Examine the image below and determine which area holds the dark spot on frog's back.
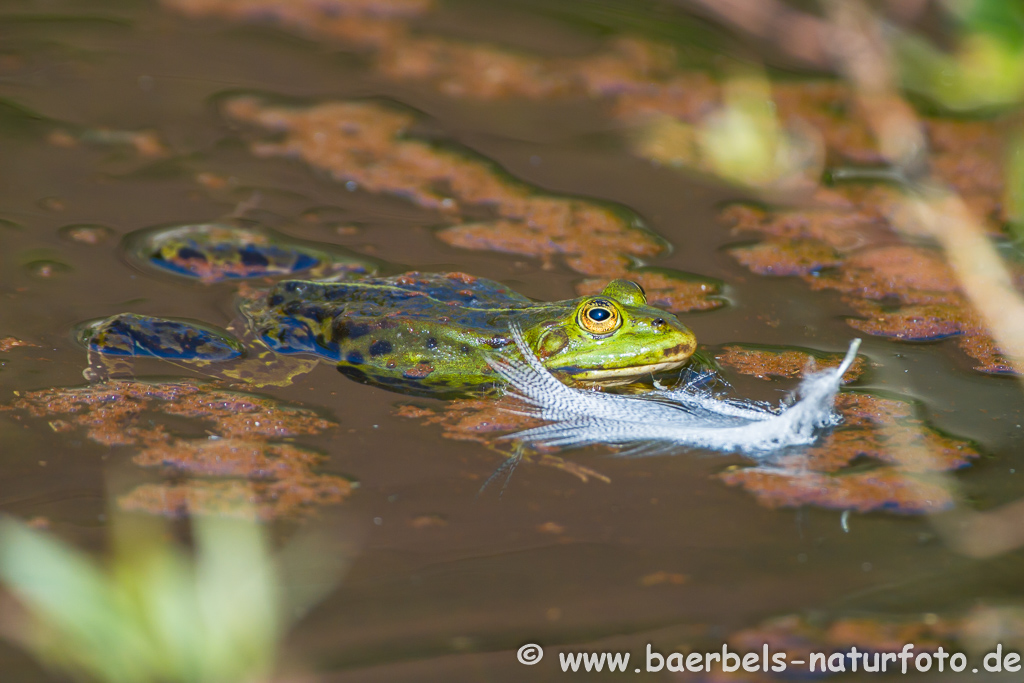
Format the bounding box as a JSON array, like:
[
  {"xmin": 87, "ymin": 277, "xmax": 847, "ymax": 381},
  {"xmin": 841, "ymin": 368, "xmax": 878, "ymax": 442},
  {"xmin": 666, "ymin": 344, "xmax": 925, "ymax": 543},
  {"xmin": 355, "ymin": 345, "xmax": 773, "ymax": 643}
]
[
  {"xmin": 238, "ymin": 245, "xmax": 270, "ymax": 267},
  {"xmin": 425, "ymin": 337, "xmax": 438, "ymax": 350},
  {"xmin": 485, "ymin": 335, "xmax": 511, "ymax": 348},
  {"xmin": 334, "ymin": 319, "xmax": 371, "ymax": 341},
  {"xmin": 369, "ymin": 339, "xmax": 393, "ymax": 357},
  {"xmin": 177, "ymin": 246, "xmax": 205, "ymax": 261},
  {"xmin": 346, "ymin": 351, "xmax": 364, "ymax": 365}
]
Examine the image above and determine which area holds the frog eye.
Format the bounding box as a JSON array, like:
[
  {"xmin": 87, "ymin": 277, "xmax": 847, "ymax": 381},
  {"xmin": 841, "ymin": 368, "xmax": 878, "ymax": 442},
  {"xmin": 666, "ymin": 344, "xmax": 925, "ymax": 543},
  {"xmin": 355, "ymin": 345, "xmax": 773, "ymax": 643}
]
[{"xmin": 578, "ymin": 299, "xmax": 622, "ymax": 335}]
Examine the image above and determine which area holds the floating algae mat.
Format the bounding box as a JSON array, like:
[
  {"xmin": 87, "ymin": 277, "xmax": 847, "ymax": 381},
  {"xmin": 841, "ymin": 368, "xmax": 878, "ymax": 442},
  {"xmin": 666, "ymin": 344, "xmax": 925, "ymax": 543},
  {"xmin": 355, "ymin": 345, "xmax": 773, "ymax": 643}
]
[{"xmin": 0, "ymin": 1, "xmax": 1023, "ymax": 681}]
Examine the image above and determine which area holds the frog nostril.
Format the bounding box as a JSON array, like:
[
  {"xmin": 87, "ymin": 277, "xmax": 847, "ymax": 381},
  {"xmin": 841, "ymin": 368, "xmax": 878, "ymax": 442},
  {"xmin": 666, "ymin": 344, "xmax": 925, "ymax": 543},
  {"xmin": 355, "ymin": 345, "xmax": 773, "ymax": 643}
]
[{"xmin": 652, "ymin": 318, "xmax": 666, "ymax": 327}]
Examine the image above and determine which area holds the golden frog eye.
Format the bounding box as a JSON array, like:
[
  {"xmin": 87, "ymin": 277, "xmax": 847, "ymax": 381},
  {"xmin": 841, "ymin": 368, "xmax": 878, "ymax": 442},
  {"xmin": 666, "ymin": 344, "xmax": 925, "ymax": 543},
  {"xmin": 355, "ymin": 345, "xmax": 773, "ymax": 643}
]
[{"xmin": 578, "ymin": 299, "xmax": 621, "ymax": 335}]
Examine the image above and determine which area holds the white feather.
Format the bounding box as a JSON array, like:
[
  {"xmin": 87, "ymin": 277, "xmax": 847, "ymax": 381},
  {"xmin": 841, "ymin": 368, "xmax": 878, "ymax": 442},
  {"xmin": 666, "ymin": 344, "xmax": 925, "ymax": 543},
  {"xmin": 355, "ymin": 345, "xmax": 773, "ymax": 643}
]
[{"xmin": 488, "ymin": 327, "xmax": 861, "ymax": 457}]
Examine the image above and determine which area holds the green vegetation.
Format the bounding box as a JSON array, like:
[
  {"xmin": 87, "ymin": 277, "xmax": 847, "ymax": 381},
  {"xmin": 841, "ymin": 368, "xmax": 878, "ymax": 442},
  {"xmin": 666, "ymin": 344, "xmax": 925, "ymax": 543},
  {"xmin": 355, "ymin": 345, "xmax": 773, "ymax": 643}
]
[{"xmin": 0, "ymin": 514, "xmax": 345, "ymax": 683}]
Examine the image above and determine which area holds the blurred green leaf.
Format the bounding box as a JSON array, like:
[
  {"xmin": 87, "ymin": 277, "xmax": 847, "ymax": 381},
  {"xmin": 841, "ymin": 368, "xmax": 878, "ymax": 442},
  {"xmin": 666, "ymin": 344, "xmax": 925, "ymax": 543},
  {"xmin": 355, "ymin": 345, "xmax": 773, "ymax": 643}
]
[
  {"xmin": 1006, "ymin": 131, "xmax": 1024, "ymax": 242},
  {"xmin": 0, "ymin": 510, "xmax": 337, "ymax": 683},
  {"xmin": 897, "ymin": 1, "xmax": 1024, "ymax": 110}
]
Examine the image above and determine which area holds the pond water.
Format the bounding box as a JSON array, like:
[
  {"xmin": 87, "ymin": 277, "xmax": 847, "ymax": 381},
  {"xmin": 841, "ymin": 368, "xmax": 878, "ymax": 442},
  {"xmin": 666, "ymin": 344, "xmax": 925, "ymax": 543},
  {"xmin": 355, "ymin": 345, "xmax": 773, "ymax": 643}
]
[{"xmin": 2, "ymin": 1, "xmax": 1024, "ymax": 681}]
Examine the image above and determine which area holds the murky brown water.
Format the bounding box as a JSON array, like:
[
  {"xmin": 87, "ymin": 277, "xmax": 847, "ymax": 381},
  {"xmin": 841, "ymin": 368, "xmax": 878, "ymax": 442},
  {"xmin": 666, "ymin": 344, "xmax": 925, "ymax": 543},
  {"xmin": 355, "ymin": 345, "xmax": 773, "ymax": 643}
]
[{"xmin": 3, "ymin": 1, "xmax": 1024, "ymax": 681}]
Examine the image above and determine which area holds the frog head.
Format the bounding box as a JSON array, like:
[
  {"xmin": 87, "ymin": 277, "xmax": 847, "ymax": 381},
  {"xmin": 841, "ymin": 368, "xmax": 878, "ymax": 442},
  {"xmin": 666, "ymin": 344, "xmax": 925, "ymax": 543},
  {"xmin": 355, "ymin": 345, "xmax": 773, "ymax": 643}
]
[{"xmin": 521, "ymin": 279, "xmax": 697, "ymax": 383}]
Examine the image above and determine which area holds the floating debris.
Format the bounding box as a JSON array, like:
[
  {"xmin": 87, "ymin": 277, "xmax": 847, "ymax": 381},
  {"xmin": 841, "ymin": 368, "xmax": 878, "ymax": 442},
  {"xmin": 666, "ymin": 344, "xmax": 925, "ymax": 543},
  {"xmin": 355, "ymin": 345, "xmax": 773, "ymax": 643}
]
[
  {"xmin": 58, "ymin": 223, "xmax": 115, "ymax": 246},
  {"xmin": 0, "ymin": 337, "xmax": 37, "ymax": 352},
  {"xmin": 490, "ymin": 326, "xmax": 860, "ymax": 457},
  {"xmin": 49, "ymin": 127, "xmax": 170, "ymax": 157},
  {"xmin": 23, "ymin": 259, "xmax": 72, "ymax": 278}
]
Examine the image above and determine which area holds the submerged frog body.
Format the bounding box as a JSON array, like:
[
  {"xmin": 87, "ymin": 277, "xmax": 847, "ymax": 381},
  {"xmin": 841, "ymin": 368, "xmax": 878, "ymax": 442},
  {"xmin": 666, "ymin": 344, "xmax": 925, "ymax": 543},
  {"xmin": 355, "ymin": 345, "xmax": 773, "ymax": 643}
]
[
  {"xmin": 85, "ymin": 271, "xmax": 697, "ymax": 397},
  {"xmin": 84, "ymin": 314, "xmax": 244, "ymax": 360},
  {"xmin": 123, "ymin": 222, "xmax": 375, "ymax": 283},
  {"xmin": 243, "ymin": 272, "xmax": 697, "ymax": 396}
]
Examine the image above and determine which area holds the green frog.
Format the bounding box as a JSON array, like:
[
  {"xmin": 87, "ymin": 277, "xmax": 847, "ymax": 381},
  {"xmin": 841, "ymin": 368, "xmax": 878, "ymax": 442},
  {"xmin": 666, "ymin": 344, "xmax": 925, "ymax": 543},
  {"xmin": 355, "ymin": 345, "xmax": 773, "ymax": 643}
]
[{"xmin": 83, "ymin": 224, "xmax": 697, "ymax": 397}]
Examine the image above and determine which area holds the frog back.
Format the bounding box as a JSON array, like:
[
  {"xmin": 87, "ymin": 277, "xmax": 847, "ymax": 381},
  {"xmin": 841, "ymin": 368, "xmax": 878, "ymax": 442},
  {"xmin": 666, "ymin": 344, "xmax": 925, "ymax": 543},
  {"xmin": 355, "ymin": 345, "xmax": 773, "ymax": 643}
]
[{"xmin": 245, "ymin": 272, "xmax": 548, "ymax": 396}]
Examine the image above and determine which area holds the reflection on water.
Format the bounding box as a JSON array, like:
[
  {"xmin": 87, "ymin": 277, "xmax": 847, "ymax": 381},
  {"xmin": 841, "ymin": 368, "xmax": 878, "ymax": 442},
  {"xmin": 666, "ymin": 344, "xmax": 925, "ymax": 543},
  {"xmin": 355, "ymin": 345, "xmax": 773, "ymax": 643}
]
[{"xmin": 0, "ymin": 0, "xmax": 1023, "ymax": 681}]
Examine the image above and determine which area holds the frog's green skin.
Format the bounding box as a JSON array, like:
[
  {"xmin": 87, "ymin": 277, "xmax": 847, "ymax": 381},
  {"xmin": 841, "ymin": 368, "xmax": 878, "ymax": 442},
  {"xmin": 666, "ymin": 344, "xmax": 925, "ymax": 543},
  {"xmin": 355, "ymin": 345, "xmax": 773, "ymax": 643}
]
[{"xmin": 242, "ymin": 272, "xmax": 697, "ymax": 397}]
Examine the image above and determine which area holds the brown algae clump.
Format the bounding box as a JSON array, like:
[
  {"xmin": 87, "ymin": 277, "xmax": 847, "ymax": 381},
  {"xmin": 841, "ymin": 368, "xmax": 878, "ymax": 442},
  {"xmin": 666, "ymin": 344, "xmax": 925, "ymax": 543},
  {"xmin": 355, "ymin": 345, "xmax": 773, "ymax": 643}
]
[
  {"xmin": 727, "ymin": 239, "xmax": 845, "ymax": 277},
  {"xmin": 395, "ymin": 396, "xmax": 544, "ymax": 445},
  {"xmin": 714, "ymin": 355, "xmax": 978, "ymax": 514},
  {"xmin": 119, "ymin": 479, "xmax": 351, "ymax": 520},
  {"xmin": 164, "ymin": 0, "xmax": 431, "ymax": 50},
  {"xmin": 717, "ymin": 386, "xmax": 979, "ymax": 514},
  {"xmin": 3, "ymin": 381, "xmax": 347, "ymax": 519},
  {"xmin": 394, "ymin": 399, "xmax": 610, "ymax": 483},
  {"xmin": 719, "ymin": 186, "xmax": 903, "ymax": 251},
  {"xmin": 716, "ymin": 344, "xmax": 866, "ymax": 383},
  {"xmin": 222, "ymin": 98, "xmax": 526, "ymax": 214},
  {"xmin": 722, "ymin": 192, "xmax": 1021, "ymax": 374},
  {"xmin": 726, "ymin": 612, "xmax": 963, "ymax": 670},
  {"xmin": 167, "ymin": 0, "xmax": 677, "ymax": 100},
  {"xmin": 718, "ymin": 467, "xmax": 956, "ymax": 514},
  {"xmin": 123, "ymin": 440, "xmax": 352, "ymax": 519},
  {"xmin": 722, "ymin": 606, "xmax": 1024, "ymax": 675},
  {"xmin": 377, "ymin": 35, "xmax": 676, "ymax": 100},
  {"xmin": 5, "ymin": 381, "xmax": 204, "ymax": 446}
]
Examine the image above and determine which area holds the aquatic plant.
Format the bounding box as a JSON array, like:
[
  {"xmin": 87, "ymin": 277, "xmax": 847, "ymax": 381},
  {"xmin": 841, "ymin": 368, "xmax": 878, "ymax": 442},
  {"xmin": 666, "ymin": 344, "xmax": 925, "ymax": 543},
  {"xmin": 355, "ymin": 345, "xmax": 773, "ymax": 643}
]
[
  {"xmin": 490, "ymin": 326, "xmax": 860, "ymax": 457},
  {"xmin": 0, "ymin": 513, "xmax": 348, "ymax": 683}
]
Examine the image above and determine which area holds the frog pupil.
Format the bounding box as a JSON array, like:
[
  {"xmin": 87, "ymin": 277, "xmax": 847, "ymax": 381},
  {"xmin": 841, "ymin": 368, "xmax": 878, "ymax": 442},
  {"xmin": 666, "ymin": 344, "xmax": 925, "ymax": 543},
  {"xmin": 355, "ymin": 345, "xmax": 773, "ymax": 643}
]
[{"xmin": 588, "ymin": 308, "xmax": 611, "ymax": 322}]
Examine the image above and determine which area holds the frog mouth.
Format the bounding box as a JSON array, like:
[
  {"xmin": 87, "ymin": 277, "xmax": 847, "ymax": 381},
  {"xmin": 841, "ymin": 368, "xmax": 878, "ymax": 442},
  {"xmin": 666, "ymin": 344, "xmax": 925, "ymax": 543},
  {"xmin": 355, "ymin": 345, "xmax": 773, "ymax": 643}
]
[
  {"xmin": 572, "ymin": 358, "xmax": 691, "ymax": 382},
  {"xmin": 548, "ymin": 338, "xmax": 696, "ymax": 383}
]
